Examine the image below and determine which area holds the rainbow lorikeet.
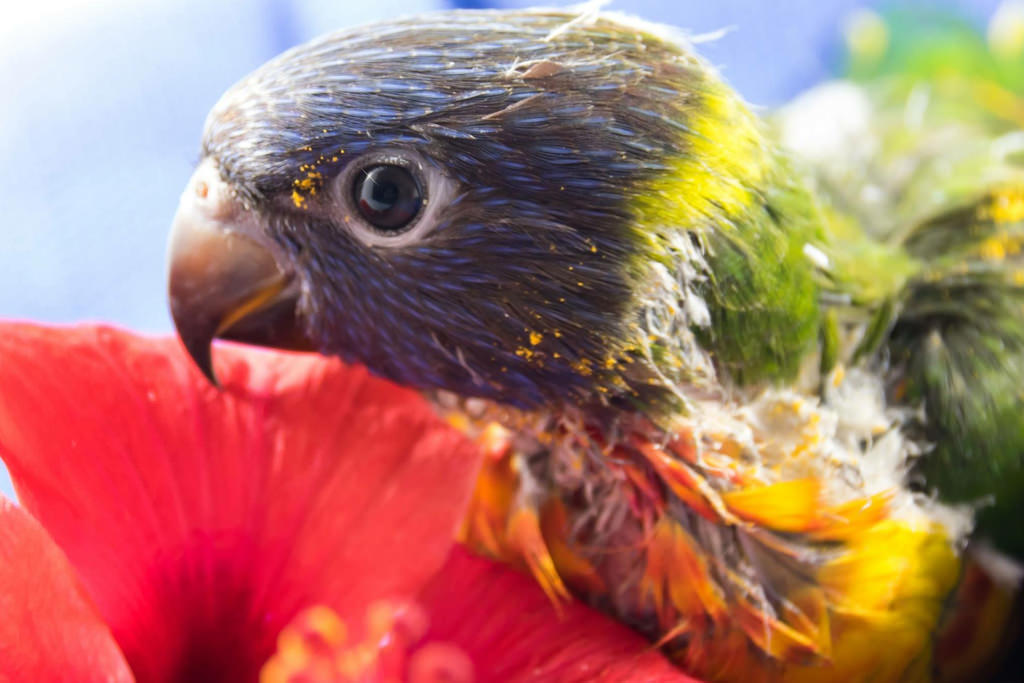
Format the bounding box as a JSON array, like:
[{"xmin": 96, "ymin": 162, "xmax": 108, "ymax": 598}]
[{"xmin": 166, "ymin": 6, "xmax": 1023, "ymax": 680}]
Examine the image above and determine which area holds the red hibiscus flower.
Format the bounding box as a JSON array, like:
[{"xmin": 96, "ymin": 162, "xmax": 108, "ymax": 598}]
[{"xmin": 0, "ymin": 323, "xmax": 695, "ymax": 683}]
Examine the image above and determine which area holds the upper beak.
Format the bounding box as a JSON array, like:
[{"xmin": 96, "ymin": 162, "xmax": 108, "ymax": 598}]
[{"xmin": 167, "ymin": 159, "xmax": 313, "ymax": 385}]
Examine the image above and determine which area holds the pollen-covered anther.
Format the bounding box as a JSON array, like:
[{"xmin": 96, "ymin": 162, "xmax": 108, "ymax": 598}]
[{"xmin": 260, "ymin": 601, "xmax": 475, "ymax": 683}]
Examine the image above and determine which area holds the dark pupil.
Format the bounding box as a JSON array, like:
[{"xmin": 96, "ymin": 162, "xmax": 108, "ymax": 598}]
[{"xmin": 353, "ymin": 165, "xmax": 422, "ymax": 231}]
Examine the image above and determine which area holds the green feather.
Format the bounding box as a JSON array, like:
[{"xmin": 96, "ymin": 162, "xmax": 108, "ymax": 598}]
[{"xmin": 778, "ymin": 3, "xmax": 1024, "ymax": 555}]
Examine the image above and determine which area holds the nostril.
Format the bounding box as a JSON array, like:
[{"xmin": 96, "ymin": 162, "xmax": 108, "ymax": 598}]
[{"xmin": 195, "ymin": 180, "xmax": 209, "ymax": 200}]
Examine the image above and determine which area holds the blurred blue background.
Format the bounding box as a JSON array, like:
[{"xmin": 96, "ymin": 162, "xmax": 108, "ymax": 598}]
[{"xmin": 0, "ymin": 0, "xmax": 1005, "ymax": 498}]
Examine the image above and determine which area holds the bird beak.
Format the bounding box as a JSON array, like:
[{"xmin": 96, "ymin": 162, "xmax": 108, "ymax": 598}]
[{"xmin": 167, "ymin": 159, "xmax": 313, "ymax": 385}]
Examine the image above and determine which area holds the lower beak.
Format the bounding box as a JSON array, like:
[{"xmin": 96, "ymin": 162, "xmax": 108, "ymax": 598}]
[{"xmin": 167, "ymin": 160, "xmax": 313, "ymax": 385}]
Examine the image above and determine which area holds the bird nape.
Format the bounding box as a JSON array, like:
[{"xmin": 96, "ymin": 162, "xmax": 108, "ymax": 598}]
[{"xmin": 167, "ymin": 7, "xmax": 1024, "ymax": 682}]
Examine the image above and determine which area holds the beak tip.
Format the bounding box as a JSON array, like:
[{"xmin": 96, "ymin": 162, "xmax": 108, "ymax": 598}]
[
  {"xmin": 193, "ymin": 347, "xmax": 222, "ymax": 389},
  {"xmin": 171, "ymin": 311, "xmax": 222, "ymax": 388}
]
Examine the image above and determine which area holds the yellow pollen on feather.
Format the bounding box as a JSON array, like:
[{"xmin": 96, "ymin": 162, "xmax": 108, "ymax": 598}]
[
  {"xmin": 981, "ymin": 233, "xmax": 1022, "ymax": 262},
  {"xmin": 291, "ymin": 170, "xmax": 325, "ymax": 208},
  {"xmin": 295, "ymin": 171, "xmax": 323, "ymax": 192},
  {"xmin": 981, "ymin": 187, "xmax": 1024, "ymax": 224},
  {"xmin": 979, "ymin": 236, "xmax": 1008, "ymax": 261},
  {"xmin": 515, "ymin": 346, "xmax": 535, "ymax": 360},
  {"xmin": 573, "ymin": 358, "xmax": 594, "ymax": 376},
  {"xmin": 529, "ymin": 331, "xmax": 543, "ymax": 346}
]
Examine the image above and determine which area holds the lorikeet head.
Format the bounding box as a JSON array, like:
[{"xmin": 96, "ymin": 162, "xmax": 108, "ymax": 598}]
[{"xmin": 169, "ymin": 9, "xmax": 821, "ymax": 409}]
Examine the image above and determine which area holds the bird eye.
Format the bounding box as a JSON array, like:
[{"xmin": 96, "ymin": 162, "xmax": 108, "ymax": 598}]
[
  {"xmin": 331, "ymin": 150, "xmax": 453, "ymax": 247},
  {"xmin": 352, "ymin": 164, "xmax": 422, "ymax": 232}
]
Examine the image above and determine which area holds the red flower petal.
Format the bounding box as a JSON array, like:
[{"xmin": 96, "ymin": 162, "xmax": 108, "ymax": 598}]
[
  {"xmin": 418, "ymin": 547, "xmax": 700, "ymax": 682},
  {"xmin": 0, "ymin": 324, "xmax": 482, "ymax": 683},
  {"xmin": 0, "ymin": 496, "xmax": 133, "ymax": 683}
]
